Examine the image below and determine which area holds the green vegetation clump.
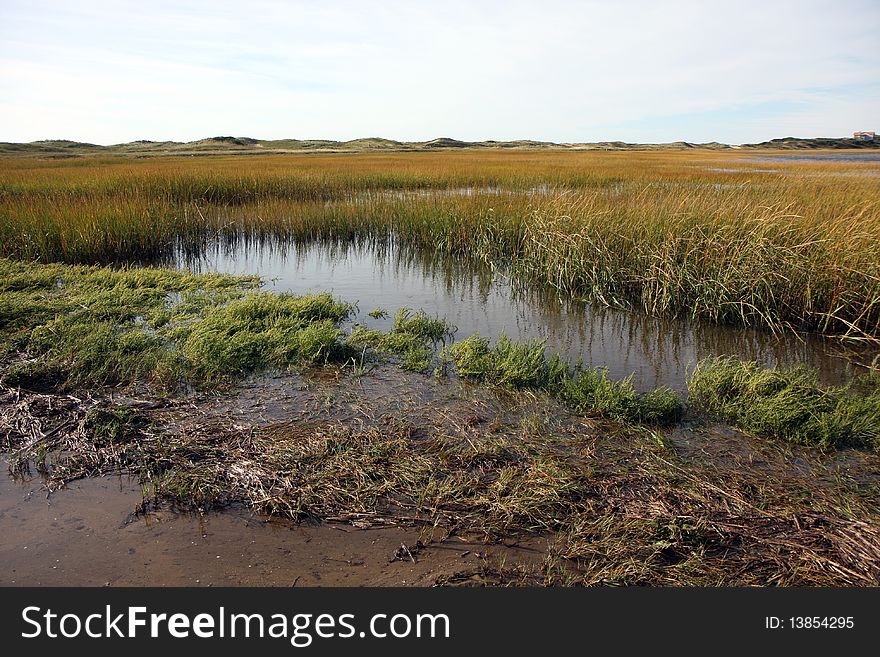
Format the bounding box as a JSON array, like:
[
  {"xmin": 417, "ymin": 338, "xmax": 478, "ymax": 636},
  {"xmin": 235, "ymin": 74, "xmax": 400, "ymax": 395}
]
[
  {"xmin": 0, "ymin": 258, "xmax": 352, "ymax": 388},
  {"xmin": 447, "ymin": 334, "xmax": 566, "ymax": 388},
  {"xmin": 688, "ymin": 356, "xmax": 880, "ymax": 451},
  {"xmin": 391, "ymin": 308, "xmax": 452, "ymax": 341},
  {"xmin": 179, "ymin": 293, "xmax": 353, "ymax": 381},
  {"xmin": 448, "ymin": 333, "xmax": 683, "ymax": 425},
  {"xmin": 347, "ymin": 307, "xmax": 454, "ymax": 371},
  {"xmin": 560, "ymin": 368, "xmax": 682, "ymax": 425}
]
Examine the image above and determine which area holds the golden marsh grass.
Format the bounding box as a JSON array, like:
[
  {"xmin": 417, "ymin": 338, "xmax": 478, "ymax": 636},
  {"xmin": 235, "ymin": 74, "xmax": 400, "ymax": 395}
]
[{"xmin": 1, "ymin": 150, "xmax": 878, "ymax": 339}]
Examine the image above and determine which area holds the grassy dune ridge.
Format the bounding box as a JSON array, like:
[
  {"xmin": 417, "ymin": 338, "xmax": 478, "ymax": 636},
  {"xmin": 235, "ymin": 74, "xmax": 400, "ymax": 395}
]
[{"xmin": 1, "ymin": 151, "xmax": 879, "ymax": 339}]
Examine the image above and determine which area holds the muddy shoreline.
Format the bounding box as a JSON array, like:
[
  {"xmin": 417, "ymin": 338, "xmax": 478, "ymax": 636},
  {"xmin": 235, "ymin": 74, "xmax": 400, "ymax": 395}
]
[
  {"xmin": 1, "ymin": 467, "xmax": 543, "ymax": 587},
  {"xmin": 3, "ymin": 363, "xmax": 880, "ymax": 587}
]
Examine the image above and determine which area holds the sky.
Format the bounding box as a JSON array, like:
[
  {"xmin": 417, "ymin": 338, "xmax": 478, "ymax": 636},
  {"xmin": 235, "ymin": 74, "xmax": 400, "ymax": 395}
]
[{"xmin": 1, "ymin": 0, "xmax": 878, "ymax": 145}]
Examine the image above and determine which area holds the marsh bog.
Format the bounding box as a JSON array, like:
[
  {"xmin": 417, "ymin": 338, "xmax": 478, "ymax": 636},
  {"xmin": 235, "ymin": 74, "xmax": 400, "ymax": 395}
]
[
  {"xmin": 2, "ymin": 150, "xmax": 880, "ymax": 586},
  {"xmin": 173, "ymin": 237, "xmax": 865, "ymax": 392}
]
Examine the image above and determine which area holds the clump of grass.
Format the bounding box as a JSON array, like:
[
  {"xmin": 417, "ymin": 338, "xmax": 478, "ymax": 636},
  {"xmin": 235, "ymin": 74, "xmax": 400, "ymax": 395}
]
[
  {"xmin": 688, "ymin": 356, "xmax": 880, "ymax": 451},
  {"xmin": 392, "ymin": 308, "xmax": 453, "ymax": 341},
  {"xmin": 560, "ymin": 368, "xmax": 682, "ymax": 425},
  {"xmin": 28, "ymin": 316, "xmax": 177, "ymax": 388},
  {"xmin": 0, "ymin": 258, "xmax": 354, "ymax": 389},
  {"xmin": 448, "ymin": 333, "xmax": 682, "ymax": 425},
  {"xmin": 179, "ymin": 292, "xmax": 353, "ymax": 381},
  {"xmin": 635, "ymin": 387, "xmax": 688, "ymax": 425},
  {"xmin": 448, "ymin": 334, "xmax": 566, "ymax": 388},
  {"xmin": 347, "ymin": 307, "xmax": 454, "ymax": 371}
]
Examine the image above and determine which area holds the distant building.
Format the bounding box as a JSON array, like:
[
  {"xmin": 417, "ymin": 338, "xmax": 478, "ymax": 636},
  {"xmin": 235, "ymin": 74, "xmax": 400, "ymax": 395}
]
[{"xmin": 853, "ymin": 131, "xmax": 876, "ymax": 141}]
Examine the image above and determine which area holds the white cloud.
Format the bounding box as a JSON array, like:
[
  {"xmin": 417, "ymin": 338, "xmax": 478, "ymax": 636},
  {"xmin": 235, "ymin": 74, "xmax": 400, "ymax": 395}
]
[{"xmin": 1, "ymin": 0, "xmax": 878, "ymax": 143}]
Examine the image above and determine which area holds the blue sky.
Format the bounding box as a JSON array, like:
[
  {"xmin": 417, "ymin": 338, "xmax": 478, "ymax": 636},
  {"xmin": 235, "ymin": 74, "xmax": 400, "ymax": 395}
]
[{"xmin": 1, "ymin": 0, "xmax": 878, "ymax": 144}]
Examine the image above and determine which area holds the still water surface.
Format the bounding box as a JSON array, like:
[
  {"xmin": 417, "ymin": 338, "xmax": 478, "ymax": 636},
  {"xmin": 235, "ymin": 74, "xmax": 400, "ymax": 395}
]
[
  {"xmin": 175, "ymin": 238, "xmax": 864, "ymax": 392},
  {"xmin": 745, "ymin": 153, "xmax": 880, "ymax": 163}
]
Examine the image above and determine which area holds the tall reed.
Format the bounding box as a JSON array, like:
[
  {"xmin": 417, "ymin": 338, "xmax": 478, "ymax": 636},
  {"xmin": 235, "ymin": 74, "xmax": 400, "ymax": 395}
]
[{"xmin": 1, "ymin": 151, "xmax": 878, "ymax": 339}]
